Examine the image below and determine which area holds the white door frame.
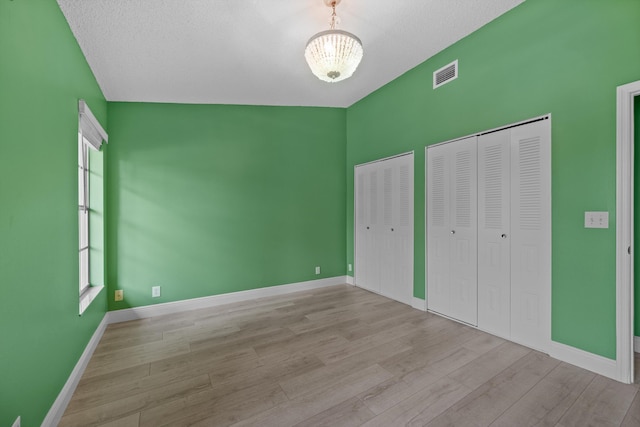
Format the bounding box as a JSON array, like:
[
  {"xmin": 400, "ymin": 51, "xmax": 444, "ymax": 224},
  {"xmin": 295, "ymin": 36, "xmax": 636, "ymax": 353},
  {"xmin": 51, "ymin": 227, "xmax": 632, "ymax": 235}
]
[{"xmin": 616, "ymin": 80, "xmax": 640, "ymax": 384}]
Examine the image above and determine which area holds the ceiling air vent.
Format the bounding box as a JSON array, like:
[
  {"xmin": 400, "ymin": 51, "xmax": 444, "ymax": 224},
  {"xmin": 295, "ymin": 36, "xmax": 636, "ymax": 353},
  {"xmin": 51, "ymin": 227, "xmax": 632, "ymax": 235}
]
[{"xmin": 433, "ymin": 60, "xmax": 458, "ymax": 89}]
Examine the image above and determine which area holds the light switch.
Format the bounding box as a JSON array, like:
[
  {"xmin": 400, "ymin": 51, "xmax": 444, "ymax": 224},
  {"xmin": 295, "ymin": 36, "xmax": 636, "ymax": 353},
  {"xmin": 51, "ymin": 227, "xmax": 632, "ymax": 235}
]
[{"xmin": 584, "ymin": 211, "xmax": 608, "ymax": 229}]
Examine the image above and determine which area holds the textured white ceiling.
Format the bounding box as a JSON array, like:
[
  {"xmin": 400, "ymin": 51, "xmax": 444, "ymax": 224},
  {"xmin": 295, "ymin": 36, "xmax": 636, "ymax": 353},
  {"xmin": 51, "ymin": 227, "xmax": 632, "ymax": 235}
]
[{"xmin": 57, "ymin": 0, "xmax": 525, "ymax": 108}]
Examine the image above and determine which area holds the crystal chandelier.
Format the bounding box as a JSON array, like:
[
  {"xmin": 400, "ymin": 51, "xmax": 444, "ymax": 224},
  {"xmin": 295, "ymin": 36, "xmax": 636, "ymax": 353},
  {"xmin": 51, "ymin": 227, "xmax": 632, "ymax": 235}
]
[{"xmin": 304, "ymin": 0, "xmax": 363, "ymax": 83}]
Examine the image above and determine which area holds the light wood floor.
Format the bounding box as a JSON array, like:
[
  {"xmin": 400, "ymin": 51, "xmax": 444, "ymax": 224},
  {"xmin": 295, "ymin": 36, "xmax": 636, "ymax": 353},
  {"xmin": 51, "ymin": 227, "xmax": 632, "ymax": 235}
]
[{"xmin": 60, "ymin": 285, "xmax": 640, "ymax": 427}]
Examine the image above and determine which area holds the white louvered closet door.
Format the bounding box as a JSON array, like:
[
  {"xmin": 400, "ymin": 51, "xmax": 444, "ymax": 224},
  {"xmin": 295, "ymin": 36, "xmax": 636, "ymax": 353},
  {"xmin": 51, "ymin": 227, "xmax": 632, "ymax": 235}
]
[
  {"xmin": 355, "ymin": 163, "xmax": 381, "ymax": 294},
  {"xmin": 478, "ymin": 129, "xmax": 511, "ymax": 338},
  {"xmin": 355, "ymin": 153, "xmax": 414, "ymax": 305},
  {"xmin": 449, "ymin": 138, "xmax": 478, "ymax": 325},
  {"xmin": 510, "ymin": 120, "xmax": 551, "ymax": 351},
  {"xmin": 428, "ymin": 118, "xmax": 550, "ymax": 351},
  {"xmin": 380, "ymin": 163, "xmax": 395, "ymax": 299},
  {"xmin": 427, "ymin": 137, "xmax": 477, "ymax": 325},
  {"xmin": 355, "ymin": 168, "xmax": 370, "ymax": 292},
  {"xmin": 379, "ymin": 155, "xmax": 414, "ymax": 305},
  {"xmin": 427, "ymin": 144, "xmax": 452, "ymax": 317}
]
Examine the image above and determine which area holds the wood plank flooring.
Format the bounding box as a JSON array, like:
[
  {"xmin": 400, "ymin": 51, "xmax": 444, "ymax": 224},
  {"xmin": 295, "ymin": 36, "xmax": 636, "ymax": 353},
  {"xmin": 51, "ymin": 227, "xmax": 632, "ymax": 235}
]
[{"xmin": 60, "ymin": 285, "xmax": 640, "ymax": 426}]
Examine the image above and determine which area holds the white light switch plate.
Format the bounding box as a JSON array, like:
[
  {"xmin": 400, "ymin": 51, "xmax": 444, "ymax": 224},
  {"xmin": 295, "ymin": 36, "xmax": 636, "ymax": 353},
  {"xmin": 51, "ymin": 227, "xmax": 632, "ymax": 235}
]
[{"xmin": 585, "ymin": 211, "xmax": 608, "ymax": 229}]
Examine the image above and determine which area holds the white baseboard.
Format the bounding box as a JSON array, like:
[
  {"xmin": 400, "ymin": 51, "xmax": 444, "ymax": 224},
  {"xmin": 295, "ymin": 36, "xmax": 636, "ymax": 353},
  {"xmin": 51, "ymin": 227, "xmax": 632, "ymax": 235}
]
[
  {"xmin": 41, "ymin": 316, "xmax": 109, "ymax": 427},
  {"xmin": 635, "ymin": 336, "xmax": 640, "ymax": 353},
  {"xmin": 345, "ymin": 275, "xmax": 354, "ymax": 285},
  {"xmin": 107, "ymin": 276, "xmax": 350, "ymax": 324},
  {"xmin": 412, "ymin": 297, "xmax": 427, "ymax": 311},
  {"xmin": 549, "ymin": 341, "xmax": 618, "ymax": 381}
]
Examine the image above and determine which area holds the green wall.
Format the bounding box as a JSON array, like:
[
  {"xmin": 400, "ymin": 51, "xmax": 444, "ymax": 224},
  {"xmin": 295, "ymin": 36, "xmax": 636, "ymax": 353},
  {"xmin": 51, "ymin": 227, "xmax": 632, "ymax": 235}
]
[
  {"xmin": 0, "ymin": 1, "xmax": 108, "ymax": 426},
  {"xmin": 1, "ymin": 0, "xmax": 638, "ymax": 423},
  {"xmin": 106, "ymin": 103, "xmax": 346, "ymax": 310},
  {"xmin": 346, "ymin": 0, "xmax": 640, "ymax": 359}
]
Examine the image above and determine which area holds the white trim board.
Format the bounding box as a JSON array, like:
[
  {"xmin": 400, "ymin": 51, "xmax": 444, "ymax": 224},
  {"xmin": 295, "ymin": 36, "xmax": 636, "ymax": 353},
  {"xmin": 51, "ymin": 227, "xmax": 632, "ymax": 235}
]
[
  {"xmin": 427, "ymin": 307, "xmax": 620, "ymax": 381},
  {"xmin": 41, "ymin": 315, "xmax": 109, "ymax": 427},
  {"xmin": 549, "ymin": 341, "xmax": 617, "ymax": 382},
  {"xmin": 43, "ymin": 276, "xmax": 351, "ymax": 424},
  {"xmin": 107, "ymin": 276, "xmax": 349, "ymax": 324}
]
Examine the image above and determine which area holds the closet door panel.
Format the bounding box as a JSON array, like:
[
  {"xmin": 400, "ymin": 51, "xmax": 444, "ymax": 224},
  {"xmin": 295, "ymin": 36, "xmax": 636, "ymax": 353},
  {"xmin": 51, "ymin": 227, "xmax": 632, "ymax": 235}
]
[
  {"xmin": 379, "ymin": 155, "xmax": 414, "ymax": 305},
  {"xmin": 427, "ymin": 145, "xmax": 452, "ymax": 316},
  {"xmin": 427, "ymin": 137, "xmax": 477, "ymax": 325},
  {"xmin": 366, "ymin": 167, "xmax": 382, "ymax": 294},
  {"xmin": 355, "ymin": 164, "xmax": 381, "ymax": 294},
  {"xmin": 449, "ymin": 138, "xmax": 478, "ymax": 325},
  {"xmin": 355, "ymin": 168, "xmax": 369, "ymax": 290},
  {"xmin": 477, "ymin": 130, "xmax": 511, "ymax": 338},
  {"xmin": 391, "ymin": 155, "xmax": 414, "ymax": 305},
  {"xmin": 510, "ymin": 120, "xmax": 551, "ymax": 351},
  {"xmin": 380, "ymin": 163, "xmax": 395, "ymax": 299}
]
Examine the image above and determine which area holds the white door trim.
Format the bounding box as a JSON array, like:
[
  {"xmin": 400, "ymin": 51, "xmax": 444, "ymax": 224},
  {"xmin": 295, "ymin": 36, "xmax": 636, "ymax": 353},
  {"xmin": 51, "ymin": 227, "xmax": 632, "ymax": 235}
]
[{"xmin": 616, "ymin": 80, "xmax": 640, "ymax": 384}]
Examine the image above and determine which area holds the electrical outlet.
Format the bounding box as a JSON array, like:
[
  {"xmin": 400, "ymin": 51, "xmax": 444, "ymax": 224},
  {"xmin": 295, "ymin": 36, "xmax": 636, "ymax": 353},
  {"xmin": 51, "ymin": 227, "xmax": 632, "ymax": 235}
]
[
  {"xmin": 152, "ymin": 286, "xmax": 161, "ymax": 298},
  {"xmin": 114, "ymin": 289, "xmax": 124, "ymax": 301},
  {"xmin": 348, "ymin": 264, "xmax": 352, "ymax": 272},
  {"xmin": 315, "ymin": 266, "xmax": 321, "ymax": 275},
  {"xmin": 584, "ymin": 211, "xmax": 608, "ymax": 229},
  {"xmin": 12, "ymin": 416, "xmax": 20, "ymax": 427}
]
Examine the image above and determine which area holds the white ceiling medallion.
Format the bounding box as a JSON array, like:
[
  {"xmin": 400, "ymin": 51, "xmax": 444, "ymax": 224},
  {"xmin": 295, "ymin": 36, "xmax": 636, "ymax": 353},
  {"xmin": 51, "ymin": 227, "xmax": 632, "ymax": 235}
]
[{"xmin": 304, "ymin": 0, "xmax": 364, "ymax": 83}]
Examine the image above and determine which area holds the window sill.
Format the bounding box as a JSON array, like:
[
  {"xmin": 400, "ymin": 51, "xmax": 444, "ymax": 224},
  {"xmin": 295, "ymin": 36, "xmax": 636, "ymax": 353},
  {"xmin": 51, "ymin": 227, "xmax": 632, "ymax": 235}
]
[{"xmin": 79, "ymin": 285, "xmax": 104, "ymax": 315}]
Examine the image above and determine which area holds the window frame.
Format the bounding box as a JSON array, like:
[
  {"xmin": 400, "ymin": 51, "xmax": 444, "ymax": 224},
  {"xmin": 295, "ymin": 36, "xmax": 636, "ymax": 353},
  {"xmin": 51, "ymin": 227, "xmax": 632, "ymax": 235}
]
[
  {"xmin": 78, "ymin": 100, "xmax": 107, "ymax": 315},
  {"xmin": 79, "ymin": 133, "xmax": 90, "ymax": 296}
]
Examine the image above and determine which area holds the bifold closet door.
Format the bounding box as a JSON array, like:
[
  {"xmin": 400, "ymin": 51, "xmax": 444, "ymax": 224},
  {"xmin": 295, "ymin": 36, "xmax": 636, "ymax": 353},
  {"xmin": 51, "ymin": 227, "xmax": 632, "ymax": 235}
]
[
  {"xmin": 379, "ymin": 155, "xmax": 413, "ymax": 305},
  {"xmin": 355, "ymin": 153, "xmax": 414, "ymax": 305},
  {"xmin": 477, "ymin": 129, "xmax": 511, "ymax": 338},
  {"xmin": 426, "ymin": 145, "xmax": 451, "ymax": 316},
  {"xmin": 477, "ymin": 119, "xmax": 551, "ymax": 351},
  {"xmin": 427, "ymin": 137, "xmax": 477, "ymax": 325},
  {"xmin": 510, "ymin": 119, "xmax": 551, "ymax": 351},
  {"xmin": 355, "ymin": 164, "xmax": 381, "ymax": 294}
]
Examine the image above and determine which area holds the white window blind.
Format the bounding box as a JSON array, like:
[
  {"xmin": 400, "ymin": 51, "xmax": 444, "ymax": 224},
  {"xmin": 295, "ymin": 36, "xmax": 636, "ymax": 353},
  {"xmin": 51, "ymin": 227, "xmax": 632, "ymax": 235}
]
[{"xmin": 79, "ymin": 99, "xmax": 108, "ymax": 151}]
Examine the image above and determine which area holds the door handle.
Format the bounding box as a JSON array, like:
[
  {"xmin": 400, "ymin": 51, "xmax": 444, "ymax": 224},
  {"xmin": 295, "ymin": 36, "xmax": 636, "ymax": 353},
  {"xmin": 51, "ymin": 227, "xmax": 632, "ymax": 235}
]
[
  {"xmin": 501, "ymin": 233, "xmax": 507, "ymax": 239},
  {"xmin": 451, "ymin": 230, "xmax": 456, "ymax": 235}
]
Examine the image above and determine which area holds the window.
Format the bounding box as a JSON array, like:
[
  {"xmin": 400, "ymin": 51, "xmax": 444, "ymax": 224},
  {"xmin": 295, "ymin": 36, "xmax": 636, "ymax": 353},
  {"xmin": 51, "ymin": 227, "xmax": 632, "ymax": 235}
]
[{"xmin": 78, "ymin": 100, "xmax": 108, "ymax": 314}]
